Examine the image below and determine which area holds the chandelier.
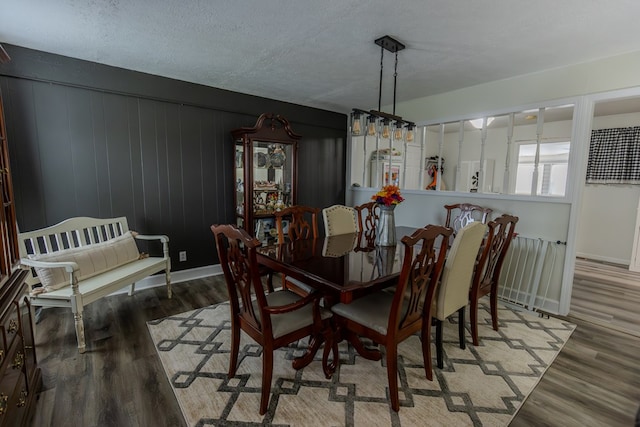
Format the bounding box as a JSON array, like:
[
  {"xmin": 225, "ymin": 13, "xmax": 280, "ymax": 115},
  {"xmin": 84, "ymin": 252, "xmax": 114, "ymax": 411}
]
[{"xmin": 351, "ymin": 35, "xmax": 415, "ymax": 143}]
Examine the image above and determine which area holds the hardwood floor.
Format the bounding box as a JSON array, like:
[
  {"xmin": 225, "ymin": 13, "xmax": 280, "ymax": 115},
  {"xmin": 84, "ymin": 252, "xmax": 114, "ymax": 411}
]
[
  {"xmin": 29, "ymin": 269, "xmax": 640, "ymax": 426},
  {"xmin": 569, "ymin": 257, "xmax": 640, "ymax": 337},
  {"xmin": 29, "ymin": 277, "xmax": 229, "ymax": 427},
  {"xmin": 512, "ymin": 258, "xmax": 640, "ymax": 427}
]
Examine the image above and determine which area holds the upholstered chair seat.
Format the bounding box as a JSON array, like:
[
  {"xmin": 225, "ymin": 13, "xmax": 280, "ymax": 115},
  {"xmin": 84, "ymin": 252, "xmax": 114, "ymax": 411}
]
[
  {"xmin": 331, "ymin": 291, "xmax": 407, "ymax": 336},
  {"xmin": 253, "ymin": 290, "xmax": 333, "ymax": 338}
]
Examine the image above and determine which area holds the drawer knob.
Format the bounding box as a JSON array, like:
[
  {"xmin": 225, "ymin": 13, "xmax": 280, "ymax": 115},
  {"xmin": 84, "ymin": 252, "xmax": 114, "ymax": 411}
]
[
  {"xmin": 12, "ymin": 351, "xmax": 24, "ymax": 370},
  {"xmin": 0, "ymin": 394, "xmax": 7, "ymax": 415},
  {"xmin": 8, "ymin": 318, "xmax": 18, "ymax": 334},
  {"xmin": 17, "ymin": 390, "xmax": 27, "ymax": 407}
]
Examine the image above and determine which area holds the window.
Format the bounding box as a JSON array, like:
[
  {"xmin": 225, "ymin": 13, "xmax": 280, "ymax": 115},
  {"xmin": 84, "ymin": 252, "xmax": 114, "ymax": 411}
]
[
  {"xmin": 514, "ymin": 142, "xmax": 570, "ymax": 196},
  {"xmin": 348, "ymin": 102, "xmax": 575, "ymax": 198}
]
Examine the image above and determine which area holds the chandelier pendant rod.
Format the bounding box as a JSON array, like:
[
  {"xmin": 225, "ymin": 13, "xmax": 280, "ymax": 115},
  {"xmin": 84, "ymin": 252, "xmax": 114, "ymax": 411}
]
[
  {"xmin": 393, "ymin": 51, "xmax": 398, "ymax": 116},
  {"xmin": 378, "ymin": 44, "xmax": 384, "ymax": 113}
]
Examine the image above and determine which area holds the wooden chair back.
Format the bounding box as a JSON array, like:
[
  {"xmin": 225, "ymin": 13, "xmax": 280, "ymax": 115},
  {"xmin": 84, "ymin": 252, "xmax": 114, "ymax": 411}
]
[
  {"xmin": 322, "ymin": 205, "xmax": 358, "ymax": 236},
  {"xmin": 469, "ymin": 213, "xmax": 519, "ymax": 345},
  {"xmin": 444, "ymin": 203, "xmax": 493, "ymax": 235},
  {"xmin": 391, "ymin": 225, "xmax": 451, "ymax": 339},
  {"xmin": 275, "ymin": 205, "xmax": 319, "ymax": 243},
  {"xmin": 354, "ymin": 201, "xmax": 380, "ymax": 233},
  {"xmin": 354, "ymin": 201, "xmax": 380, "ymax": 249},
  {"xmin": 211, "ymin": 224, "xmax": 267, "ymax": 334}
]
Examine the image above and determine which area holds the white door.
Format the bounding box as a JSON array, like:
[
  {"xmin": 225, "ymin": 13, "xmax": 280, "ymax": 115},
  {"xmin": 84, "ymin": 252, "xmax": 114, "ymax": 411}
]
[{"xmin": 630, "ymin": 196, "xmax": 640, "ymax": 272}]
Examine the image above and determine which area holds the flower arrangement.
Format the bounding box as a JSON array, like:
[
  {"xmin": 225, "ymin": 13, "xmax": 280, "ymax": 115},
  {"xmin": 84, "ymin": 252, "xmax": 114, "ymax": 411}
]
[{"xmin": 372, "ymin": 185, "xmax": 404, "ymax": 206}]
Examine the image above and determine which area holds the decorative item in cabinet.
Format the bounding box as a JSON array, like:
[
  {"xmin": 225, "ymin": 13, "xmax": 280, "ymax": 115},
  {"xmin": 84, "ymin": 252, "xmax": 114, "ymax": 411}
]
[{"xmin": 231, "ymin": 113, "xmax": 300, "ymax": 237}]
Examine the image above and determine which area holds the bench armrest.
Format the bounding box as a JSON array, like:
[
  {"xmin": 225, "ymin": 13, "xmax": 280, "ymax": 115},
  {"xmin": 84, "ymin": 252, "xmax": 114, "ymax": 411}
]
[
  {"xmin": 20, "ymin": 258, "xmax": 79, "ymax": 274},
  {"xmin": 134, "ymin": 234, "xmax": 169, "ymax": 243},
  {"xmin": 134, "ymin": 234, "xmax": 170, "ymax": 259}
]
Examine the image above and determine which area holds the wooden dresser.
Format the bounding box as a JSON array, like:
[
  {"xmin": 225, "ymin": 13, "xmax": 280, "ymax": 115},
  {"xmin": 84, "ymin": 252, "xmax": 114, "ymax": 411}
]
[{"xmin": 0, "ymin": 269, "xmax": 41, "ymax": 426}]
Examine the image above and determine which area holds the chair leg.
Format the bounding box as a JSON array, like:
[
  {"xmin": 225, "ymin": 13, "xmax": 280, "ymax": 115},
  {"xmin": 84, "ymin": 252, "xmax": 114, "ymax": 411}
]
[
  {"xmin": 470, "ymin": 294, "xmax": 480, "ymax": 346},
  {"xmin": 435, "ymin": 319, "xmax": 444, "ymax": 369},
  {"xmin": 260, "ymin": 345, "xmax": 274, "ymax": 415},
  {"xmin": 490, "ymin": 290, "xmax": 499, "ymax": 331},
  {"xmin": 228, "ymin": 318, "xmax": 240, "ymax": 378},
  {"xmin": 165, "ymin": 268, "xmax": 172, "ymax": 299},
  {"xmin": 421, "ymin": 316, "xmax": 433, "ymax": 381},
  {"xmin": 458, "ymin": 307, "xmax": 466, "ymax": 350},
  {"xmin": 266, "ymin": 271, "xmax": 275, "ymax": 293},
  {"xmin": 73, "ymin": 308, "xmax": 87, "ymax": 354},
  {"xmin": 386, "ymin": 345, "xmax": 400, "ymax": 412},
  {"xmin": 321, "ymin": 320, "xmax": 338, "ymax": 379}
]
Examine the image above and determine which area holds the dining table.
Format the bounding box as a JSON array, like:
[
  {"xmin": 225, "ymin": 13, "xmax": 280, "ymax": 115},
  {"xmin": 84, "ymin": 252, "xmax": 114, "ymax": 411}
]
[
  {"xmin": 256, "ymin": 226, "xmax": 417, "ymax": 304},
  {"xmin": 256, "ymin": 226, "xmax": 418, "ymax": 370}
]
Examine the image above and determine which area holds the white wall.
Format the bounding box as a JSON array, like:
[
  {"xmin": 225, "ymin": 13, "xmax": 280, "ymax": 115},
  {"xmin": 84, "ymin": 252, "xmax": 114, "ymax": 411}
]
[
  {"xmin": 349, "ymin": 50, "xmax": 640, "ymax": 315},
  {"xmin": 575, "ymin": 112, "xmax": 640, "ymax": 264},
  {"xmin": 393, "ymin": 51, "xmax": 640, "ymax": 122}
]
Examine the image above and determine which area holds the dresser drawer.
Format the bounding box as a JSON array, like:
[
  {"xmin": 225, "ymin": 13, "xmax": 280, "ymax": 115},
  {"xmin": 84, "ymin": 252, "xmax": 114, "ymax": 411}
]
[
  {"xmin": 0, "ymin": 302, "xmax": 20, "ymax": 352},
  {"xmin": 0, "ymin": 337, "xmax": 27, "ymax": 426},
  {"xmin": 0, "ymin": 369, "xmax": 27, "ymax": 427}
]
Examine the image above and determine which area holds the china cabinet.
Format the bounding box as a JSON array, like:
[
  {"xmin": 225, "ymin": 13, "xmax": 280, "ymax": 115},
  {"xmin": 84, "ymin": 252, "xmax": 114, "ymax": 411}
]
[
  {"xmin": 0, "ymin": 87, "xmax": 41, "ymax": 426},
  {"xmin": 231, "ymin": 114, "xmax": 300, "ymax": 239}
]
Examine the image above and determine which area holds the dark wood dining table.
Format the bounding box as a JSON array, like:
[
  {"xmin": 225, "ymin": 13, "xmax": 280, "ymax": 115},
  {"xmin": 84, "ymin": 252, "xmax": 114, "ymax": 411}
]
[
  {"xmin": 256, "ymin": 226, "xmax": 417, "ymax": 304},
  {"xmin": 256, "ymin": 226, "xmax": 418, "ymax": 370}
]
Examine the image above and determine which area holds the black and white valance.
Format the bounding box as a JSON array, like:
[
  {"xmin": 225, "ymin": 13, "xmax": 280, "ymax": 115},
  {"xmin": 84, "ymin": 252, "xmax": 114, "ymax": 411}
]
[{"xmin": 586, "ymin": 126, "xmax": 640, "ymax": 184}]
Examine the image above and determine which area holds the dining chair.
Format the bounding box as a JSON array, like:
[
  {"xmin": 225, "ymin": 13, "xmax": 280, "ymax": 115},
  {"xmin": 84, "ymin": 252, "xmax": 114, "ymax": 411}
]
[
  {"xmin": 322, "ymin": 204, "xmax": 358, "ymax": 236},
  {"xmin": 469, "ymin": 214, "xmax": 519, "ymax": 346},
  {"xmin": 275, "ymin": 205, "xmax": 320, "ymax": 295},
  {"xmin": 211, "ymin": 223, "xmax": 337, "ymax": 415},
  {"xmin": 354, "ymin": 201, "xmax": 380, "ymax": 249},
  {"xmin": 429, "ymin": 222, "xmax": 487, "ymax": 369},
  {"xmin": 444, "ymin": 203, "xmax": 493, "ymax": 236},
  {"xmin": 275, "ymin": 205, "xmax": 320, "ymax": 243},
  {"xmin": 354, "ymin": 201, "xmax": 380, "ymax": 234},
  {"xmin": 330, "ymin": 225, "xmax": 451, "ymax": 412}
]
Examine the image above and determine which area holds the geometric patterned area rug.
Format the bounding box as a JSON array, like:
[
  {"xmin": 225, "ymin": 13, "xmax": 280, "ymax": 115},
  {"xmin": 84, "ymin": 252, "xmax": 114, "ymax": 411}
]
[{"xmin": 147, "ymin": 299, "xmax": 575, "ymax": 427}]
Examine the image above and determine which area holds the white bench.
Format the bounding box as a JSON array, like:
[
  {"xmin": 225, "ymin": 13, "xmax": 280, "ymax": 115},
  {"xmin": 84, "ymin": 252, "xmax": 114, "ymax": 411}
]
[{"xmin": 18, "ymin": 216, "xmax": 171, "ymax": 353}]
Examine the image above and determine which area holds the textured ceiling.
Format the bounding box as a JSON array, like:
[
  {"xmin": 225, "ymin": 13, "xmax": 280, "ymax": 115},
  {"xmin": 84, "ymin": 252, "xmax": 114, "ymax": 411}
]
[{"xmin": 2, "ymin": 1, "xmax": 640, "ymax": 115}]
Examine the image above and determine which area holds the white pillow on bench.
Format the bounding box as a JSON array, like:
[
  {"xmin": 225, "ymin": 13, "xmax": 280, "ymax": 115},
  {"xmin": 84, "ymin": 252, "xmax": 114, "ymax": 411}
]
[{"xmin": 29, "ymin": 231, "xmax": 140, "ymax": 292}]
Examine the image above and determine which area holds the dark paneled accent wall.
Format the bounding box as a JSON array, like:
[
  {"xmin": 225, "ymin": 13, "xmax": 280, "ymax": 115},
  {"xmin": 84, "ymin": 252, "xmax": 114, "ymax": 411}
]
[{"xmin": 0, "ymin": 45, "xmax": 346, "ymax": 270}]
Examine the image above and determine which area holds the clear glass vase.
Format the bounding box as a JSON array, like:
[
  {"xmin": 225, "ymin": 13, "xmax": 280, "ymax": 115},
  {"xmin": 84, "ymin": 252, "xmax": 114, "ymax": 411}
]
[{"xmin": 375, "ymin": 204, "xmax": 396, "ymax": 246}]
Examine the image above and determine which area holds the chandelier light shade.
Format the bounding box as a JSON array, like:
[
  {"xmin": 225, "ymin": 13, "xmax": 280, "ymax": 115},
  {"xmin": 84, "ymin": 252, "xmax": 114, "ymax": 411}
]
[
  {"xmin": 405, "ymin": 123, "xmax": 415, "ymax": 142},
  {"xmin": 351, "ymin": 111, "xmax": 363, "ymax": 136},
  {"xmin": 381, "ymin": 118, "xmax": 391, "ymax": 139},
  {"xmin": 393, "ymin": 121, "xmax": 404, "ymax": 140},
  {"xmin": 367, "ymin": 115, "xmax": 377, "ymax": 137},
  {"xmin": 350, "ymin": 35, "xmax": 414, "ymax": 143}
]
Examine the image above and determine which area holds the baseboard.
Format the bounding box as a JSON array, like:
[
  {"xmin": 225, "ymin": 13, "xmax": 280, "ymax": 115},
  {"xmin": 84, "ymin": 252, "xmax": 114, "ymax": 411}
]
[
  {"xmin": 575, "ymin": 252, "xmax": 629, "ymax": 266},
  {"xmin": 110, "ymin": 264, "xmax": 223, "ymax": 296}
]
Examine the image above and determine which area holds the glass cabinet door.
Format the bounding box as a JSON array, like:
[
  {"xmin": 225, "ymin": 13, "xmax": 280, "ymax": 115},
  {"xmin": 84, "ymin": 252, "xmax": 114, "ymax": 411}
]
[
  {"xmin": 252, "ymin": 141, "xmax": 293, "ymax": 215},
  {"xmin": 234, "ymin": 142, "xmax": 245, "ymax": 227}
]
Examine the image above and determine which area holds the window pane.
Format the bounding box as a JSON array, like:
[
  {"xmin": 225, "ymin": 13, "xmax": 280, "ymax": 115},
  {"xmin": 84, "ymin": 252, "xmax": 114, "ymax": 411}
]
[{"xmin": 515, "ymin": 142, "xmax": 569, "ymax": 196}]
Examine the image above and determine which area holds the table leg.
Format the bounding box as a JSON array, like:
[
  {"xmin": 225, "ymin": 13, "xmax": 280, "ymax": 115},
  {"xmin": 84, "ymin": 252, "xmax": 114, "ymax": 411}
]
[
  {"xmin": 345, "ymin": 330, "xmax": 382, "ymax": 361},
  {"xmin": 292, "ymin": 334, "xmax": 323, "ymax": 370}
]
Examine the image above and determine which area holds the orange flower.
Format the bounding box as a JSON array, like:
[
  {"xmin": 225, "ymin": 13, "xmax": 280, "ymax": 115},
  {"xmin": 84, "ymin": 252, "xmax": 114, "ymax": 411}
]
[{"xmin": 372, "ymin": 185, "xmax": 404, "ymax": 206}]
